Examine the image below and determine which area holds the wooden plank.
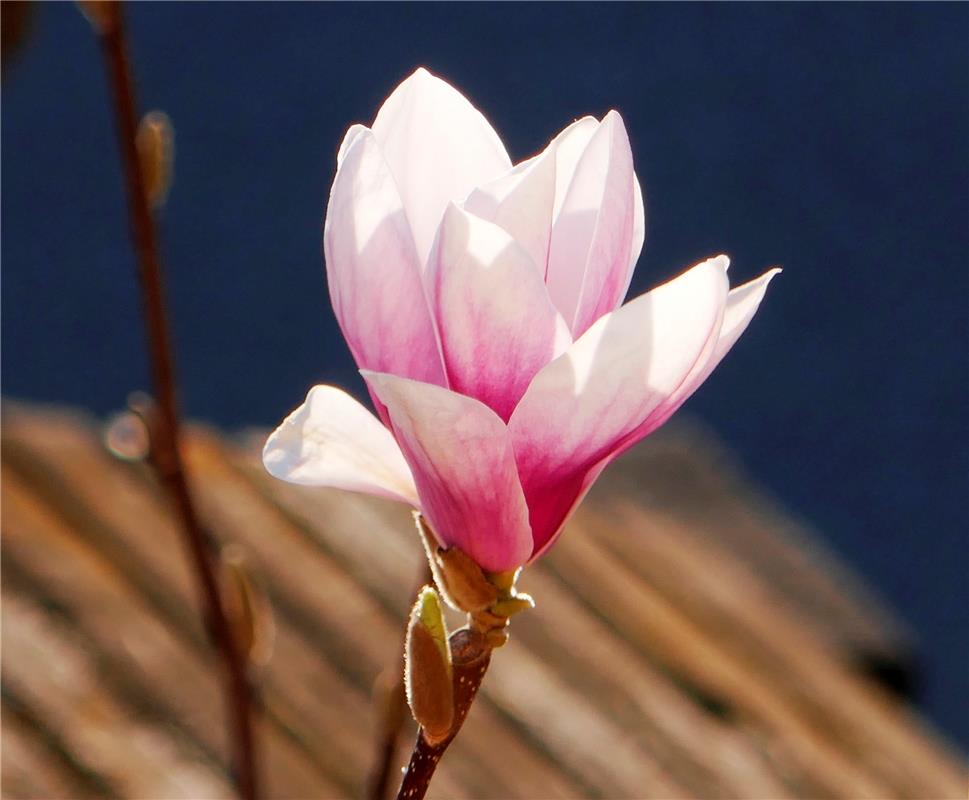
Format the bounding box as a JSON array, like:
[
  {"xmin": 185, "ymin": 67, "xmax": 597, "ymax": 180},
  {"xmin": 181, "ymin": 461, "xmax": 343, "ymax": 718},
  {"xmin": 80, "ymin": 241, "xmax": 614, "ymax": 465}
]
[
  {"xmin": 545, "ymin": 515, "xmax": 966, "ymax": 799},
  {"xmin": 3, "ymin": 409, "xmax": 371, "ymax": 797},
  {"xmin": 1, "ymin": 685, "xmax": 111, "ymax": 800},
  {"xmin": 595, "ymin": 422, "xmax": 912, "ymax": 677},
  {"xmin": 510, "ymin": 567, "xmax": 799, "ymax": 800},
  {"xmin": 1, "ymin": 590, "xmax": 232, "ymax": 799},
  {"xmin": 589, "ymin": 498, "xmax": 967, "ymax": 797},
  {"xmin": 1, "ymin": 455, "xmax": 340, "ymax": 799}
]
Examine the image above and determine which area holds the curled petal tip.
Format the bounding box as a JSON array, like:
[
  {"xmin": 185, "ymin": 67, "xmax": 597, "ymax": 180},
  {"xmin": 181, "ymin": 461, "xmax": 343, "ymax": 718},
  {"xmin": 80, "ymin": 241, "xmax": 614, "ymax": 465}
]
[
  {"xmin": 710, "ymin": 253, "xmax": 731, "ymax": 272},
  {"xmin": 262, "ymin": 384, "xmax": 418, "ymax": 506},
  {"xmin": 602, "ymin": 108, "xmax": 625, "ymax": 126}
]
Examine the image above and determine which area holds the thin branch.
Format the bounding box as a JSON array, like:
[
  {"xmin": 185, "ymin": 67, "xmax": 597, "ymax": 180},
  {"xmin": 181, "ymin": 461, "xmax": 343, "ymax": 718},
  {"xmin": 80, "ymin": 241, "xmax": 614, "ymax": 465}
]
[
  {"xmin": 368, "ymin": 667, "xmax": 409, "ymax": 800},
  {"xmin": 396, "ymin": 629, "xmax": 491, "ymax": 800},
  {"xmin": 94, "ymin": 6, "xmax": 259, "ymax": 798}
]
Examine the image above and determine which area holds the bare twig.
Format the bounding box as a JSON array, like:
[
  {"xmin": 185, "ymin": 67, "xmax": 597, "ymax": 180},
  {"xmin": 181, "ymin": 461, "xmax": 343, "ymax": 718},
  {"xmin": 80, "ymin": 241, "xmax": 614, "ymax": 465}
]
[
  {"xmin": 93, "ymin": 5, "xmax": 259, "ymax": 798},
  {"xmin": 368, "ymin": 666, "xmax": 409, "ymax": 800}
]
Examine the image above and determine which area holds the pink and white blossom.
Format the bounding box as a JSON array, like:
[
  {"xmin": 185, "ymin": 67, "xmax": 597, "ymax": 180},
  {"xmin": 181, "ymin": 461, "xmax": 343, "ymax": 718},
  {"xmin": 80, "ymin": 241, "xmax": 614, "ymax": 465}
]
[{"xmin": 264, "ymin": 68, "xmax": 778, "ymax": 572}]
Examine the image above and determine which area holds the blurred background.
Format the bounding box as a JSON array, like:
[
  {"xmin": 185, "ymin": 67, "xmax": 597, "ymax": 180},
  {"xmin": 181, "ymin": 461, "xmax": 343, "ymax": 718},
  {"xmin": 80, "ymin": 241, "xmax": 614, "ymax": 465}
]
[{"xmin": 2, "ymin": 0, "xmax": 966, "ymax": 762}]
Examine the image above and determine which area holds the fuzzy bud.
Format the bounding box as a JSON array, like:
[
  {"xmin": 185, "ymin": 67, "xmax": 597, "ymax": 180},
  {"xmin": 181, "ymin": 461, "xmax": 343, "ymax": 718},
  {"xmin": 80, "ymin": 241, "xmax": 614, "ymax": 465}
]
[{"xmin": 405, "ymin": 586, "xmax": 453, "ymax": 745}]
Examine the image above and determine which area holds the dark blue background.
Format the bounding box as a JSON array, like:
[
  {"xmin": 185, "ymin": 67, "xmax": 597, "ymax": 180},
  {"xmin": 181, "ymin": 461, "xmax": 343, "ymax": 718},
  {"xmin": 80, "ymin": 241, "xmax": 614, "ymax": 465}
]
[{"xmin": 3, "ymin": 3, "xmax": 967, "ymax": 749}]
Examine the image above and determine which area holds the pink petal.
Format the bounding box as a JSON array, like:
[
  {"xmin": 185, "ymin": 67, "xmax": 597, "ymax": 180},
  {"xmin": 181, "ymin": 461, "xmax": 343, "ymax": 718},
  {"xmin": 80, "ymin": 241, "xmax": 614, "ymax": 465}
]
[
  {"xmin": 324, "ymin": 128, "xmax": 446, "ymax": 420},
  {"xmin": 372, "ymin": 68, "xmax": 512, "ymax": 266},
  {"xmin": 427, "ymin": 204, "xmax": 571, "ymax": 422},
  {"xmin": 263, "ymin": 385, "xmax": 419, "ymax": 507},
  {"xmin": 509, "ymin": 256, "xmax": 729, "ymax": 554},
  {"xmin": 546, "ymin": 111, "xmax": 638, "ymax": 337},
  {"xmin": 363, "ymin": 371, "xmax": 533, "ymax": 572}
]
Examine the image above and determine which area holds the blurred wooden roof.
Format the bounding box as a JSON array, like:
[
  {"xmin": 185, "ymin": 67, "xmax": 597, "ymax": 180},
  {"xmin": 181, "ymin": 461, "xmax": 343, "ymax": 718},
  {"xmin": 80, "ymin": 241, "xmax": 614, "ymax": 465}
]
[{"xmin": 2, "ymin": 401, "xmax": 965, "ymax": 799}]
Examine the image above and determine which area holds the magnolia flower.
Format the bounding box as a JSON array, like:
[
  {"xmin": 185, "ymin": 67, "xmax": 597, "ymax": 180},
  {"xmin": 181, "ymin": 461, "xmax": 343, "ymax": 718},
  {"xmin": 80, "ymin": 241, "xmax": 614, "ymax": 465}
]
[{"xmin": 264, "ymin": 68, "xmax": 778, "ymax": 573}]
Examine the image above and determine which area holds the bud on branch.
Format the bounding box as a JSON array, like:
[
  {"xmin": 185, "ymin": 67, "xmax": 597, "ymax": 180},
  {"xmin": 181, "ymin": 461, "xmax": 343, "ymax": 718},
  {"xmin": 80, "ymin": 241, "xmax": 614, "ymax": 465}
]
[{"xmin": 405, "ymin": 586, "xmax": 454, "ymax": 746}]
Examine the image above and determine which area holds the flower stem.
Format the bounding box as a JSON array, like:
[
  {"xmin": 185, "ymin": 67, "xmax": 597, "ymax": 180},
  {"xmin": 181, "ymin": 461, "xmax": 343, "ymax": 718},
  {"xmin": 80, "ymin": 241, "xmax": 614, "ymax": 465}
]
[
  {"xmin": 396, "ymin": 628, "xmax": 491, "ymax": 800},
  {"xmin": 93, "ymin": 6, "xmax": 259, "ymax": 798}
]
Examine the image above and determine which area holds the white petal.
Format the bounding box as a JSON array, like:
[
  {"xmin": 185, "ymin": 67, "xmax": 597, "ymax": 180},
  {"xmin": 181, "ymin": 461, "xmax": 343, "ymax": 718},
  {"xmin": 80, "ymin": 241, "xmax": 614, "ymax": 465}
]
[
  {"xmin": 551, "ymin": 116, "xmax": 600, "ymax": 221},
  {"xmin": 462, "ymin": 115, "xmax": 606, "ymax": 279},
  {"xmin": 263, "ymin": 385, "xmax": 418, "ymax": 507},
  {"xmin": 371, "ymin": 68, "xmax": 512, "ymax": 265},
  {"xmin": 547, "ymin": 111, "xmax": 637, "ymax": 335},
  {"xmin": 463, "ymin": 151, "xmax": 556, "ymax": 275},
  {"xmin": 644, "ymin": 266, "xmax": 782, "ymax": 431},
  {"xmin": 713, "ymin": 267, "xmax": 782, "ymax": 363}
]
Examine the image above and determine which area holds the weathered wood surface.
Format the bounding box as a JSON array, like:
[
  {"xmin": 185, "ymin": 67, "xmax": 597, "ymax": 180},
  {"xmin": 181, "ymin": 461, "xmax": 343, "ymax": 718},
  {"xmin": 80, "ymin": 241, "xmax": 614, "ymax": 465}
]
[{"xmin": 2, "ymin": 402, "xmax": 965, "ymax": 799}]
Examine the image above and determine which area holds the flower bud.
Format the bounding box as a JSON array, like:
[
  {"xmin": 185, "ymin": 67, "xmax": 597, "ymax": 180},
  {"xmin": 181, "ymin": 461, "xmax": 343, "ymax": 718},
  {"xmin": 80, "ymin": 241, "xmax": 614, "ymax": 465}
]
[
  {"xmin": 404, "ymin": 586, "xmax": 453, "ymax": 745},
  {"xmin": 137, "ymin": 111, "xmax": 174, "ymax": 210},
  {"xmin": 435, "ymin": 546, "xmax": 499, "ymax": 612},
  {"xmin": 219, "ymin": 545, "xmax": 275, "ymax": 669}
]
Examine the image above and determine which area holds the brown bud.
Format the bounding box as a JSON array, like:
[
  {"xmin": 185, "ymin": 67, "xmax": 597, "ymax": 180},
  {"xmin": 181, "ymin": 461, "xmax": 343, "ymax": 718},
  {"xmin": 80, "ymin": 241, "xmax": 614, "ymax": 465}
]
[
  {"xmin": 219, "ymin": 545, "xmax": 275, "ymax": 669},
  {"xmin": 136, "ymin": 111, "xmax": 174, "ymax": 210},
  {"xmin": 436, "ymin": 546, "xmax": 499, "ymax": 613},
  {"xmin": 404, "ymin": 587, "xmax": 453, "ymax": 745},
  {"xmin": 413, "ymin": 513, "xmax": 498, "ymax": 613}
]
